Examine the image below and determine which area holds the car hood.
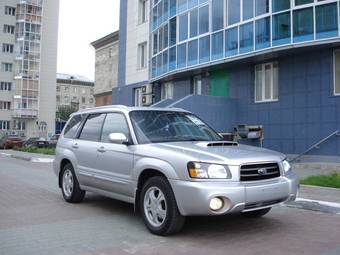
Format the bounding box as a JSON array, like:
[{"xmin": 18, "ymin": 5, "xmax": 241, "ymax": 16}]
[{"xmin": 151, "ymin": 141, "xmax": 285, "ymax": 165}]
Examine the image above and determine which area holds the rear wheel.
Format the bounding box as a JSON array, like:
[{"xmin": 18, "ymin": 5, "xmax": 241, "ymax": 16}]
[
  {"xmin": 241, "ymin": 207, "xmax": 271, "ymax": 218},
  {"xmin": 140, "ymin": 176, "xmax": 185, "ymax": 236},
  {"xmin": 61, "ymin": 163, "xmax": 85, "ymax": 203}
]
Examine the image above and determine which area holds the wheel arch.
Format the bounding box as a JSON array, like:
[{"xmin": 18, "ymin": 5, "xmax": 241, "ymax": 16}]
[{"xmin": 58, "ymin": 158, "xmax": 72, "ymax": 188}]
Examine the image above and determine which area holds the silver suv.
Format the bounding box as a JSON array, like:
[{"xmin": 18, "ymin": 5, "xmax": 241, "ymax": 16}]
[{"xmin": 54, "ymin": 105, "xmax": 299, "ymax": 235}]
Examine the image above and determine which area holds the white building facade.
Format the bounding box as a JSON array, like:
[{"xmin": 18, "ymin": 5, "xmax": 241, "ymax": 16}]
[{"xmin": 0, "ymin": 0, "xmax": 59, "ymax": 138}]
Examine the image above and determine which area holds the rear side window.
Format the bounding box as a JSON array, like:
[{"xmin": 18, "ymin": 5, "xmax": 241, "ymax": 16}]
[
  {"xmin": 101, "ymin": 113, "xmax": 130, "ymax": 143},
  {"xmin": 79, "ymin": 114, "xmax": 106, "ymax": 141},
  {"xmin": 64, "ymin": 115, "xmax": 83, "ymax": 138}
]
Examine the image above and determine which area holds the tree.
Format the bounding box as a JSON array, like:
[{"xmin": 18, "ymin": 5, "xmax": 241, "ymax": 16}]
[{"xmin": 56, "ymin": 105, "xmax": 77, "ymax": 122}]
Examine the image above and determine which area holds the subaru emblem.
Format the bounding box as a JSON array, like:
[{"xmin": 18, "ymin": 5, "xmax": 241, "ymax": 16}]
[{"xmin": 258, "ymin": 168, "xmax": 267, "ymax": 175}]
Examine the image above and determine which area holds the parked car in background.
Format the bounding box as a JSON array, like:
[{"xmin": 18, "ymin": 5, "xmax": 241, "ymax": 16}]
[
  {"xmin": 24, "ymin": 137, "xmax": 49, "ymax": 148},
  {"xmin": 49, "ymin": 134, "xmax": 60, "ymax": 146},
  {"xmin": 54, "ymin": 106, "xmax": 299, "ymax": 236},
  {"xmin": 0, "ymin": 135, "xmax": 24, "ymax": 149}
]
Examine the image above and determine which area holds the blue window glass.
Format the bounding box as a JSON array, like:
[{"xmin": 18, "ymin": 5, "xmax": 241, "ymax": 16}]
[
  {"xmin": 228, "ymin": 0, "xmax": 240, "ymax": 25},
  {"xmin": 295, "ymin": 0, "xmax": 313, "ymax": 6},
  {"xmin": 272, "ymin": 12, "xmax": 291, "ymax": 46},
  {"xmin": 170, "ymin": 0, "xmax": 177, "ymax": 17},
  {"xmin": 153, "ymin": 32, "xmax": 158, "ymax": 55},
  {"xmin": 164, "ymin": 0, "xmax": 169, "ymax": 20},
  {"xmin": 255, "ymin": 0, "xmax": 269, "ymax": 16},
  {"xmin": 212, "ymin": 31, "xmax": 224, "ymax": 60},
  {"xmin": 225, "ymin": 27, "xmax": 238, "ymax": 57},
  {"xmin": 199, "ymin": 5, "xmax": 209, "ymax": 35},
  {"xmin": 169, "ymin": 17, "xmax": 176, "ymax": 46},
  {"xmin": 255, "ymin": 17, "xmax": 270, "ymax": 50},
  {"xmin": 177, "ymin": 43, "xmax": 187, "ymax": 68},
  {"xmin": 199, "ymin": 35, "xmax": 210, "ymax": 63},
  {"xmin": 243, "ymin": 0, "xmax": 254, "ymax": 21},
  {"xmin": 154, "ymin": 0, "xmax": 159, "ymax": 6},
  {"xmin": 169, "ymin": 46, "xmax": 176, "ymax": 70},
  {"xmin": 157, "ymin": 54, "xmax": 162, "ymax": 76},
  {"xmin": 199, "ymin": 0, "xmax": 208, "ymax": 4},
  {"xmin": 188, "ymin": 39, "xmax": 198, "ymax": 66},
  {"xmin": 272, "ymin": 0, "xmax": 290, "ymax": 13},
  {"xmin": 212, "ymin": 0, "xmax": 224, "ymax": 32},
  {"xmin": 239, "ymin": 22, "xmax": 254, "ymax": 54},
  {"xmin": 158, "ymin": 1, "xmax": 163, "ymax": 24},
  {"xmin": 152, "ymin": 57, "xmax": 157, "ymax": 78},
  {"xmin": 190, "ymin": 9, "xmax": 198, "ymax": 38},
  {"xmin": 188, "ymin": 0, "xmax": 198, "ymax": 8},
  {"xmin": 316, "ymin": 3, "xmax": 338, "ymax": 39},
  {"xmin": 163, "ymin": 50, "xmax": 168, "ymax": 73},
  {"xmin": 163, "ymin": 24, "xmax": 169, "ymax": 49},
  {"xmin": 179, "ymin": 13, "xmax": 188, "ymax": 41},
  {"xmin": 293, "ymin": 8, "xmax": 313, "ymax": 42},
  {"xmin": 152, "ymin": 6, "xmax": 158, "ymax": 30},
  {"xmin": 159, "ymin": 26, "xmax": 163, "ymax": 51},
  {"xmin": 178, "ymin": 0, "xmax": 187, "ymax": 13}
]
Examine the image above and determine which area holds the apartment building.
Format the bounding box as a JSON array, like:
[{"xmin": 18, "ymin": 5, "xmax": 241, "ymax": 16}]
[
  {"xmin": 56, "ymin": 73, "xmax": 95, "ymax": 111},
  {"xmin": 91, "ymin": 31, "xmax": 119, "ymax": 106},
  {"xmin": 0, "ymin": 0, "xmax": 59, "ymax": 139},
  {"xmin": 114, "ymin": 0, "xmax": 340, "ymax": 160}
]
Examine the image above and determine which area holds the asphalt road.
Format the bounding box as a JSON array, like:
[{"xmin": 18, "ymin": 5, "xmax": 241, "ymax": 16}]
[{"xmin": 1, "ymin": 155, "xmax": 340, "ymax": 255}]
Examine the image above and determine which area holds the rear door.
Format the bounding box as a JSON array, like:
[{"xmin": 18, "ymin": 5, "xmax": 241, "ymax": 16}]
[
  {"xmin": 94, "ymin": 112, "xmax": 134, "ymax": 196},
  {"xmin": 73, "ymin": 113, "xmax": 106, "ymax": 187}
]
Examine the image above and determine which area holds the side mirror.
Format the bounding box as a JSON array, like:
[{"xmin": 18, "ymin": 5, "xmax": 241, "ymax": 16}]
[{"xmin": 108, "ymin": 133, "xmax": 129, "ymax": 145}]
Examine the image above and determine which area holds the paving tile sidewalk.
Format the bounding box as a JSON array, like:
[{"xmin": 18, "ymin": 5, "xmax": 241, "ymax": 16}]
[{"xmin": 0, "ymin": 149, "xmax": 54, "ymax": 162}]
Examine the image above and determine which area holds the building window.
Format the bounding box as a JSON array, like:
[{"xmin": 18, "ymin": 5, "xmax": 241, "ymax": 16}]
[
  {"xmin": 1, "ymin": 63, "xmax": 13, "ymax": 72},
  {"xmin": 177, "ymin": 43, "xmax": 187, "ymax": 68},
  {"xmin": 225, "ymin": 27, "xmax": 238, "ymax": 57},
  {"xmin": 163, "ymin": 24, "xmax": 169, "ymax": 49},
  {"xmin": 315, "ymin": 3, "xmax": 338, "ymax": 40},
  {"xmin": 56, "ymin": 86, "xmax": 60, "ymax": 92},
  {"xmin": 169, "ymin": 46, "xmax": 176, "ymax": 71},
  {"xmin": 212, "ymin": 31, "xmax": 223, "ymax": 60},
  {"xmin": 272, "ymin": 0, "xmax": 290, "ymax": 12},
  {"xmin": 162, "ymin": 50, "xmax": 168, "ymax": 73},
  {"xmin": 193, "ymin": 76, "xmax": 202, "ymax": 95},
  {"xmin": 199, "ymin": 35, "xmax": 210, "ymax": 63},
  {"xmin": 334, "ymin": 51, "xmax": 340, "ymax": 95},
  {"xmin": 2, "ymin": 44, "xmax": 14, "ymax": 53},
  {"xmin": 255, "ymin": 62, "xmax": 279, "ymax": 102},
  {"xmin": 3, "ymin": 25, "xmax": 15, "ymax": 34},
  {"xmin": 199, "ymin": 5, "xmax": 209, "ymax": 35},
  {"xmin": 139, "ymin": 0, "xmax": 148, "ymax": 24},
  {"xmin": 189, "ymin": 9, "xmax": 198, "ymax": 38},
  {"xmin": 138, "ymin": 42, "xmax": 147, "ymax": 69},
  {"xmin": 5, "ymin": 6, "xmax": 16, "ymax": 16},
  {"xmin": 73, "ymin": 87, "xmax": 77, "ymax": 93},
  {"xmin": 179, "ymin": 13, "xmax": 188, "ymax": 42},
  {"xmin": 82, "ymin": 97, "xmax": 86, "ymax": 103},
  {"xmin": 212, "ymin": 0, "xmax": 224, "ymax": 32},
  {"xmin": 255, "ymin": 0, "xmax": 269, "ymax": 16},
  {"xmin": 255, "ymin": 17, "xmax": 270, "ymax": 50},
  {"xmin": 64, "ymin": 96, "xmax": 69, "ymax": 104},
  {"xmin": 13, "ymin": 120, "xmax": 25, "ymax": 130},
  {"xmin": 161, "ymin": 82, "xmax": 174, "ymax": 99},
  {"xmin": 188, "ymin": 39, "xmax": 198, "ymax": 66},
  {"xmin": 272, "ymin": 12, "xmax": 291, "ymax": 46},
  {"xmin": 178, "ymin": 0, "xmax": 187, "ymax": 13},
  {"xmin": 295, "ymin": 0, "xmax": 313, "ymax": 6},
  {"xmin": 243, "ymin": 0, "xmax": 254, "ymax": 21},
  {"xmin": 0, "ymin": 101, "xmax": 11, "ymax": 110},
  {"xmin": 0, "ymin": 82, "xmax": 12, "ymax": 91},
  {"xmin": 293, "ymin": 7, "xmax": 313, "ymax": 42},
  {"xmin": 228, "ymin": 0, "xmax": 240, "ymax": 25},
  {"xmin": 169, "ymin": 17, "xmax": 177, "ymax": 46},
  {"xmin": 240, "ymin": 22, "xmax": 254, "ymax": 54},
  {"xmin": 0, "ymin": 121, "xmax": 10, "ymax": 130}
]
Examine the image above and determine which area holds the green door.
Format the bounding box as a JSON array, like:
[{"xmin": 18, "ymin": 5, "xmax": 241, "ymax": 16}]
[{"xmin": 209, "ymin": 70, "xmax": 229, "ymax": 97}]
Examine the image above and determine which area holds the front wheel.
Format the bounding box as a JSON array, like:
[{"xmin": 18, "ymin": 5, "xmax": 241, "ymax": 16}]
[
  {"xmin": 241, "ymin": 207, "xmax": 271, "ymax": 218},
  {"xmin": 140, "ymin": 176, "xmax": 185, "ymax": 236},
  {"xmin": 61, "ymin": 163, "xmax": 85, "ymax": 203}
]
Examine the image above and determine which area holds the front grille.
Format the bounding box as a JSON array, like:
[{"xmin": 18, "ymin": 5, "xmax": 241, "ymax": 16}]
[
  {"xmin": 240, "ymin": 162, "xmax": 280, "ymax": 182},
  {"xmin": 244, "ymin": 198, "xmax": 286, "ymax": 210}
]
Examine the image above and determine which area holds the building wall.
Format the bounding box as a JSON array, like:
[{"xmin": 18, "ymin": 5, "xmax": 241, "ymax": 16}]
[
  {"xmin": 95, "ymin": 94, "xmax": 112, "ymax": 107},
  {"xmin": 94, "ymin": 41, "xmax": 119, "ymax": 95}
]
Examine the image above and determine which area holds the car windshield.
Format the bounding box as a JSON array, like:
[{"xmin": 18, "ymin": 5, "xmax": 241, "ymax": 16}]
[{"xmin": 129, "ymin": 110, "xmax": 222, "ymax": 144}]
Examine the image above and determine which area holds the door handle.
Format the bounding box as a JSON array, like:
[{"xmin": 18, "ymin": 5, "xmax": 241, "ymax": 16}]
[
  {"xmin": 72, "ymin": 143, "xmax": 79, "ymax": 149},
  {"xmin": 97, "ymin": 146, "xmax": 106, "ymax": 153}
]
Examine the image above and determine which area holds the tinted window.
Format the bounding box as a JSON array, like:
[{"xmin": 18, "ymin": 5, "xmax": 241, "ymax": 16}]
[
  {"xmin": 79, "ymin": 114, "xmax": 106, "ymax": 141},
  {"xmin": 101, "ymin": 113, "xmax": 130, "ymax": 143},
  {"xmin": 64, "ymin": 115, "xmax": 83, "ymax": 138},
  {"xmin": 177, "ymin": 43, "xmax": 187, "ymax": 68}
]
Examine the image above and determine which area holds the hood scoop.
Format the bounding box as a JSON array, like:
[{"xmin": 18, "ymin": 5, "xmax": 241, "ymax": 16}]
[{"xmin": 197, "ymin": 141, "xmax": 238, "ymax": 147}]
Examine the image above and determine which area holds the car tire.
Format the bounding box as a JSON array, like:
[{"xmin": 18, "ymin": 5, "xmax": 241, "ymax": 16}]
[
  {"xmin": 61, "ymin": 163, "xmax": 85, "ymax": 203},
  {"xmin": 140, "ymin": 176, "xmax": 185, "ymax": 236},
  {"xmin": 241, "ymin": 207, "xmax": 271, "ymax": 218}
]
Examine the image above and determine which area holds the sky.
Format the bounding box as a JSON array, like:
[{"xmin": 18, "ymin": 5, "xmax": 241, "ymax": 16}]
[{"xmin": 57, "ymin": 0, "xmax": 120, "ymax": 81}]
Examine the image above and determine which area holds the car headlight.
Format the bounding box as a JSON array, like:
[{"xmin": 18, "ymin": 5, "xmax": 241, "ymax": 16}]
[
  {"xmin": 187, "ymin": 162, "xmax": 232, "ymax": 179},
  {"xmin": 282, "ymin": 160, "xmax": 291, "ymax": 173}
]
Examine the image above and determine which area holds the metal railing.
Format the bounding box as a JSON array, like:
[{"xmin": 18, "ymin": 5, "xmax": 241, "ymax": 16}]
[{"xmin": 290, "ymin": 130, "xmax": 340, "ymax": 162}]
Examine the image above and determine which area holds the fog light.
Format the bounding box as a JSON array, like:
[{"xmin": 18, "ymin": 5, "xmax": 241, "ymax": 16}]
[{"xmin": 209, "ymin": 197, "xmax": 224, "ymax": 211}]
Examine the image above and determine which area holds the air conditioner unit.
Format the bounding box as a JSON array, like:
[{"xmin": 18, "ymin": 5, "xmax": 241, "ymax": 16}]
[
  {"xmin": 142, "ymin": 84, "xmax": 153, "ymax": 95},
  {"xmin": 142, "ymin": 94, "xmax": 153, "ymax": 106}
]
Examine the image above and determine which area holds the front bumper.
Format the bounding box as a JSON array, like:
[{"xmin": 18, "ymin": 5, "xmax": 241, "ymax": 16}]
[{"xmin": 169, "ymin": 171, "xmax": 299, "ymax": 216}]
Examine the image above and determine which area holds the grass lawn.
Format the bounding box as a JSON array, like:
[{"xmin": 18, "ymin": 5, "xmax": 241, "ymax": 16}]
[
  {"xmin": 14, "ymin": 146, "xmax": 56, "ymax": 155},
  {"xmin": 300, "ymin": 172, "xmax": 340, "ymax": 189}
]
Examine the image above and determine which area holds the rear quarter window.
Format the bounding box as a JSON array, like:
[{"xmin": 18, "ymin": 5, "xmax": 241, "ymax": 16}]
[{"xmin": 64, "ymin": 115, "xmax": 83, "ymax": 138}]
